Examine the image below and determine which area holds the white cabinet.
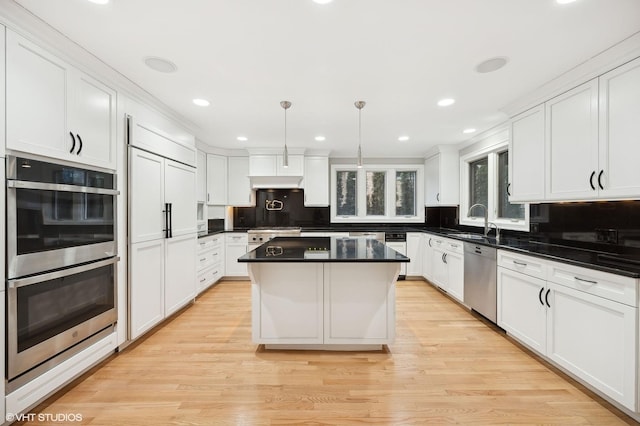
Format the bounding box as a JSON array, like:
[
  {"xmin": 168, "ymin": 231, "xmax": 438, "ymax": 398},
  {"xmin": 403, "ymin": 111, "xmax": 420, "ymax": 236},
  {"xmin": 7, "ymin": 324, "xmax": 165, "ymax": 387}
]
[
  {"xmin": 206, "ymin": 154, "xmax": 227, "ymax": 205},
  {"xmin": 129, "ymin": 147, "xmax": 197, "ymax": 340},
  {"xmin": 249, "ymin": 154, "xmax": 304, "ymax": 176},
  {"xmin": 545, "ymin": 79, "xmax": 599, "ymax": 201},
  {"xmin": 598, "ymin": 57, "xmax": 640, "ymax": 198},
  {"xmin": 196, "ymin": 150, "xmax": 207, "ymax": 203},
  {"xmin": 225, "ymin": 233, "xmax": 249, "ymax": 277},
  {"xmin": 425, "ymin": 235, "xmax": 464, "ymax": 302},
  {"xmin": 422, "ymin": 235, "xmax": 433, "ymax": 280},
  {"xmin": 509, "ymin": 105, "xmax": 545, "ymax": 202},
  {"xmin": 303, "ymin": 156, "xmax": 329, "ymax": 206},
  {"xmin": 406, "ymin": 233, "xmax": 422, "ymax": 276},
  {"xmin": 424, "ymin": 147, "xmax": 459, "ymax": 206},
  {"xmin": 197, "ymin": 234, "xmax": 224, "ymax": 293},
  {"xmin": 6, "ymin": 30, "xmax": 116, "ymax": 169},
  {"xmin": 227, "ymin": 156, "xmax": 255, "ymax": 206},
  {"xmin": 497, "ymin": 249, "xmax": 638, "ymax": 411},
  {"xmin": 497, "ymin": 265, "xmax": 547, "ymax": 355}
]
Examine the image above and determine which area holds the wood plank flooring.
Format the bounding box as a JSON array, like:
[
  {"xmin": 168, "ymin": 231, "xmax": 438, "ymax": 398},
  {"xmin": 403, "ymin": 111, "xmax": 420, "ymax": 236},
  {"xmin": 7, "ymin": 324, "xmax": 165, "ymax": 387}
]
[{"xmin": 20, "ymin": 280, "xmax": 638, "ymax": 425}]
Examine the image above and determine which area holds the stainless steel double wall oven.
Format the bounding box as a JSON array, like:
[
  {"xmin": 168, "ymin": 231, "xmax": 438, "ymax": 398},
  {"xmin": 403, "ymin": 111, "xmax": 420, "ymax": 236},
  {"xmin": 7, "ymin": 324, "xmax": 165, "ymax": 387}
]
[{"xmin": 6, "ymin": 156, "xmax": 118, "ymax": 384}]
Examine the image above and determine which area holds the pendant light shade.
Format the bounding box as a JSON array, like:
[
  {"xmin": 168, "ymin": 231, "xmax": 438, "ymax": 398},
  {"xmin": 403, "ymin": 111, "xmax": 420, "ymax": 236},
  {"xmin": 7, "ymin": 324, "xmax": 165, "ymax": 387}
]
[
  {"xmin": 280, "ymin": 101, "xmax": 291, "ymax": 168},
  {"xmin": 355, "ymin": 101, "xmax": 366, "ymax": 168}
]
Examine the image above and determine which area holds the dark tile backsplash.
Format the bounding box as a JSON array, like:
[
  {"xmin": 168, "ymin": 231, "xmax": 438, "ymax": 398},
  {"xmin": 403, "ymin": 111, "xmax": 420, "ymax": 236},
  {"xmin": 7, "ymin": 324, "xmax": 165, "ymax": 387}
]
[
  {"xmin": 233, "ymin": 189, "xmax": 330, "ymax": 229},
  {"xmin": 529, "ymin": 201, "xmax": 640, "ymax": 254}
]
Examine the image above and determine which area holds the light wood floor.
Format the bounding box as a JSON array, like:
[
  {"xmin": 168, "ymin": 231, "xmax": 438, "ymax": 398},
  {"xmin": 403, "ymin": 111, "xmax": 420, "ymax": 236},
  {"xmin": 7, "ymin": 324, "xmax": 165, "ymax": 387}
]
[{"xmin": 21, "ymin": 280, "xmax": 637, "ymax": 425}]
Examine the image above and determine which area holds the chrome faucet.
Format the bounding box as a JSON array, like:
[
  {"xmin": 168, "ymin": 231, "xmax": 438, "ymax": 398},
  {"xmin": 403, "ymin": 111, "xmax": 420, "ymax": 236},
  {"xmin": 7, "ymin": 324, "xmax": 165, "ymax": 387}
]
[
  {"xmin": 467, "ymin": 203, "xmax": 489, "ymax": 236},
  {"xmin": 488, "ymin": 222, "xmax": 500, "ymax": 242}
]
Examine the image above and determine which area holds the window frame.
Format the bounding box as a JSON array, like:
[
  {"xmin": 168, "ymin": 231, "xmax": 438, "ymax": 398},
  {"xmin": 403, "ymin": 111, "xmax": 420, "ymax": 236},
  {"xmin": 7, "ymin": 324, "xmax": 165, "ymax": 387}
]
[
  {"xmin": 459, "ymin": 142, "xmax": 529, "ymax": 232},
  {"xmin": 331, "ymin": 164, "xmax": 424, "ymax": 223}
]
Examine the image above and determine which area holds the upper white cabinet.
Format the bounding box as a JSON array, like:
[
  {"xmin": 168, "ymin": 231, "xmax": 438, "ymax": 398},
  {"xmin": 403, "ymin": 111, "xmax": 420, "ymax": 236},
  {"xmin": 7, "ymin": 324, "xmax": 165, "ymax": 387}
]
[
  {"xmin": 303, "ymin": 156, "xmax": 329, "ymax": 206},
  {"xmin": 545, "ymin": 79, "xmax": 599, "ymax": 201},
  {"xmin": 227, "ymin": 156, "xmax": 254, "ymax": 206},
  {"xmin": 511, "ymin": 56, "xmax": 640, "ymax": 202},
  {"xmin": 206, "ymin": 154, "xmax": 227, "ymax": 205},
  {"xmin": 6, "ymin": 30, "xmax": 116, "ymax": 170},
  {"xmin": 249, "ymin": 154, "xmax": 304, "ymax": 176},
  {"xmin": 424, "ymin": 147, "xmax": 459, "ymax": 206},
  {"xmin": 598, "ymin": 57, "xmax": 640, "ymax": 198},
  {"xmin": 509, "ymin": 105, "xmax": 545, "ymax": 202},
  {"xmin": 196, "ymin": 150, "xmax": 207, "ymax": 203}
]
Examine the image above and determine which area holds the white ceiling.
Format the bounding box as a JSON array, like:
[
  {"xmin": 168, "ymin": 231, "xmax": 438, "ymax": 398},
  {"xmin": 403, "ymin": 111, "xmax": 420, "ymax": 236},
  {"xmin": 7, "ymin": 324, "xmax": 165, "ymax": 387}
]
[{"xmin": 12, "ymin": 0, "xmax": 640, "ymax": 157}]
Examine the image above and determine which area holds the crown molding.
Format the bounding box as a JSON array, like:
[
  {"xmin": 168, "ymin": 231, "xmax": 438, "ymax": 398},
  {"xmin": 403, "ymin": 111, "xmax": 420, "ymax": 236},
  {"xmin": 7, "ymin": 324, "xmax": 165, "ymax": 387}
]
[
  {"xmin": 0, "ymin": 1, "xmax": 199, "ymax": 135},
  {"xmin": 501, "ymin": 31, "xmax": 640, "ymax": 118}
]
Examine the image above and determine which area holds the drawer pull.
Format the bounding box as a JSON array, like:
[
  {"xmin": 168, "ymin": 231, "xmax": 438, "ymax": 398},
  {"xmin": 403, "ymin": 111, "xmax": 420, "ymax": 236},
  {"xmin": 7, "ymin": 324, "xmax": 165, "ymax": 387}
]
[
  {"xmin": 513, "ymin": 260, "xmax": 527, "ymax": 267},
  {"xmin": 200, "ymin": 258, "xmax": 207, "ymax": 262},
  {"xmin": 574, "ymin": 276, "xmax": 597, "ymax": 285},
  {"xmin": 450, "ymin": 244, "xmax": 458, "ymax": 248},
  {"xmin": 199, "ymin": 277, "xmax": 207, "ymax": 283},
  {"xmin": 212, "ymin": 252, "xmax": 218, "ymax": 256}
]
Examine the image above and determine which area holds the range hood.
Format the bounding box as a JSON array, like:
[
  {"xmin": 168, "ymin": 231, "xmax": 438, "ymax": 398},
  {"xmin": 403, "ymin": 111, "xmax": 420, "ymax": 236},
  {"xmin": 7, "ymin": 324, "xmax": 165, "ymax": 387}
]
[{"xmin": 249, "ymin": 175, "xmax": 303, "ymax": 189}]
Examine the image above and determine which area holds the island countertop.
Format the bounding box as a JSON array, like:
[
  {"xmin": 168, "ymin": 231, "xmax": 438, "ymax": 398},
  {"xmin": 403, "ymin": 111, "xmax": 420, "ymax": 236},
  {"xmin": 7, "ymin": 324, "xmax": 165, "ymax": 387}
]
[{"xmin": 238, "ymin": 236, "xmax": 410, "ymax": 263}]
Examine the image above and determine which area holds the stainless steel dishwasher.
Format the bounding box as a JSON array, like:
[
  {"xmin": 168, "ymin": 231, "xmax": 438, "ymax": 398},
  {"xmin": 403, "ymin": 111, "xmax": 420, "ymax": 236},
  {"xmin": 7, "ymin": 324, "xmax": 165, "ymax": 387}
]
[{"xmin": 463, "ymin": 242, "xmax": 497, "ymax": 323}]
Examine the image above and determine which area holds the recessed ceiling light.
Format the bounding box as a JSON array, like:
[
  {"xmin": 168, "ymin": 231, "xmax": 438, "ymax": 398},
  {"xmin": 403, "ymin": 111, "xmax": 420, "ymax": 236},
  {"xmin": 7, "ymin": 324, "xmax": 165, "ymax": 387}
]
[
  {"xmin": 87, "ymin": 0, "xmax": 109, "ymax": 4},
  {"xmin": 463, "ymin": 128, "xmax": 477, "ymax": 134},
  {"xmin": 437, "ymin": 98, "xmax": 455, "ymax": 107},
  {"xmin": 312, "ymin": 0, "xmax": 333, "ymax": 4},
  {"xmin": 556, "ymin": 0, "xmax": 578, "ymax": 4},
  {"xmin": 315, "ymin": 136, "xmax": 326, "ymax": 141},
  {"xmin": 237, "ymin": 136, "xmax": 248, "ymax": 141},
  {"xmin": 398, "ymin": 136, "xmax": 410, "ymax": 142},
  {"xmin": 192, "ymin": 98, "xmax": 210, "ymax": 107},
  {"xmin": 475, "ymin": 57, "xmax": 509, "ymax": 74},
  {"xmin": 143, "ymin": 56, "xmax": 178, "ymax": 73}
]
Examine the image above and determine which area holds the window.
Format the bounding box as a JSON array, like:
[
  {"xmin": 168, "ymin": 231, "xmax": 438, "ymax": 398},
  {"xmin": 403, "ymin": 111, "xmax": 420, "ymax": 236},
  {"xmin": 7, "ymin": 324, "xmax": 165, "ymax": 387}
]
[
  {"xmin": 336, "ymin": 170, "xmax": 357, "ymax": 216},
  {"xmin": 331, "ymin": 164, "xmax": 424, "ymax": 223},
  {"xmin": 366, "ymin": 171, "xmax": 386, "ymax": 216},
  {"xmin": 469, "ymin": 157, "xmax": 488, "ymax": 213},
  {"xmin": 395, "ymin": 171, "xmax": 416, "ymax": 216},
  {"xmin": 460, "ymin": 142, "xmax": 528, "ymax": 231}
]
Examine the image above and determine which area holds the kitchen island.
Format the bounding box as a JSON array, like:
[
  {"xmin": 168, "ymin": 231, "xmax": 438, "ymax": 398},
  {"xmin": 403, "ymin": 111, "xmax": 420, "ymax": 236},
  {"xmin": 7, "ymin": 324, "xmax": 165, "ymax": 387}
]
[{"xmin": 238, "ymin": 237, "xmax": 409, "ymax": 350}]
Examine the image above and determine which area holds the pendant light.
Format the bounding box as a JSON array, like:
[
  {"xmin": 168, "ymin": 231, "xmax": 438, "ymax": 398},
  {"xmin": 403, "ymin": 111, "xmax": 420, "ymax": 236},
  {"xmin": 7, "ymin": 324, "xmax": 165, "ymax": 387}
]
[
  {"xmin": 354, "ymin": 101, "xmax": 366, "ymax": 168},
  {"xmin": 280, "ymin": 100, "xmax": 291, "ymax": 168}
]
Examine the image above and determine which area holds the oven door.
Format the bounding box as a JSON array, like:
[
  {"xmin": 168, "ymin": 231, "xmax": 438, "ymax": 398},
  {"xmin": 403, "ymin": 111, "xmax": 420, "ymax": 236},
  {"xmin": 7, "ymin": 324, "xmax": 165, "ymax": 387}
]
[
  {"xmin": 7, "ymin": 257, "xmax": 118, "ymax": 381},
  {"xmin": 6, "ymin": 180, "xmax": 118, "ymax": 278}
]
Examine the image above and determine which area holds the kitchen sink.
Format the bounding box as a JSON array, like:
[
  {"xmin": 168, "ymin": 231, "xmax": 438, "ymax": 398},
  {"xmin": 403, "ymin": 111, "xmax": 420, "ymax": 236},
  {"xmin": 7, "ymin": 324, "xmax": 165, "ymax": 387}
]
[{"xmin": 447, "ymin": 233, "xmax": 486, "ymax": 240}]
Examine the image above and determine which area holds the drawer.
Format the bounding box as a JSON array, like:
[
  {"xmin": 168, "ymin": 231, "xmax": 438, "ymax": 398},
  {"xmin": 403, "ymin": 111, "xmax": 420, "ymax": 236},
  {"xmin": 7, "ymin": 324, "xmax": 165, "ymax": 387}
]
[
  {"xmin": 198, "ymin": 235, "xmax": 222, "ymax": 252},
  {"xmin": 498, "ymin": 250, "xmax": 548, "ymax": 280},
  {"xmin": 444, "ymin": 239, "xmax": 463, "ymax": 255},
  {"xmin": 547, "ymin": 260, "xmax": 638, "ymax": 307},
  {"xmin": 226, "ymin": 233, "xmax": 248, "ymax": 244},
  {"xmin": 197, "ymin": 250, "xmax": 217, "ymax": 271},
  {"xmin": 197, "ymin": 262, "xmax": 223, "ymax": 292}
]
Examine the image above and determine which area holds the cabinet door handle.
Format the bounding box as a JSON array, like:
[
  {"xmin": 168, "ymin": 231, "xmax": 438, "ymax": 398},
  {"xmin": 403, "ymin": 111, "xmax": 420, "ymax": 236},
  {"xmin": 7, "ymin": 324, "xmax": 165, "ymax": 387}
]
[
  {"xmin": 69, "ymin": 132, "xmax": 76, "ymax": 153},
  {"xmin": 545, "ymin": 288, "xmax": 551, "ymax": 308},
  {"xmin": 76, "ymin": 134, "xmax": 83, "ymax": 155},
  {"xmin": 163, "ymin": 203, "xmax": 170, "ymax": 238},
  {"xmin": 443, "ymin": 253, "xmax": 447, "ymax": 264},
  {"xmin": 428, "ymin": 238, "xmax": 432, "ymax": 247},
  {"xmin": 506, "ymin": 183, "xmax": 511, "ymax": 197},
  {"xmin": 597, "ymin": 170, "xmax": 604, "ymax": 190},
  {"xmin": 513, "ymin": 260, "xmax": 527, "ymax": 267},
  {"xmin": 436, "ymin": 193, "xmax": 440, "ymax": 202},
  {"xmin": 168, "ymin": 203, "xmax": 173, "ymax": 238},
  {"xmin": 441, "ymin": 253, "xmax": 445, "ymax": 263},
  {"xmin": 589, "ymin": 171, "xmax": 596, "ymax": 190},
  {"xmin": 574, "ymin": 276, "xmax": 597, "ymax": 285},
  {"xmin": 538, "ymin": 287, "xmax": 545, "ymax": 306},
  {"xmin": 207, "ymin": 193, "xmax": 210, "ymax": 202}
]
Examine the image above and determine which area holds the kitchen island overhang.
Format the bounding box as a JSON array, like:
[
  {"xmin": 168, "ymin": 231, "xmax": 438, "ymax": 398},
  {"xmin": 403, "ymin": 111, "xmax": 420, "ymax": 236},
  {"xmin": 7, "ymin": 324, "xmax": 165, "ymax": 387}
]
[{"xmin": 238, "ymin": 237, "xmax": 409, "ymax": 351}]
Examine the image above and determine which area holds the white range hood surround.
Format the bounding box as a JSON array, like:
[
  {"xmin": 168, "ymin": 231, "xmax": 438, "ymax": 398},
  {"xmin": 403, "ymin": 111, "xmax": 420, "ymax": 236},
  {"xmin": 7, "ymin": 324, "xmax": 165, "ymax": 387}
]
[{"xmin": 249, "ymin": 175, "xmax": 303, "ymax": 189}]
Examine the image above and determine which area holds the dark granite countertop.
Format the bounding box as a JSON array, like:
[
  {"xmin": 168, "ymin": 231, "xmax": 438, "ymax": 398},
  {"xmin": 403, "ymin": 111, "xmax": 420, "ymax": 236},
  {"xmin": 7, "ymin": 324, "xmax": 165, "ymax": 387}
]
[
  {"xmin": 238, "ymin": 237, "xmax": 410, "ymax": 263},
  {"xmin": 422, "ymin": 228, "xmax": 640, "ymax": 278}
]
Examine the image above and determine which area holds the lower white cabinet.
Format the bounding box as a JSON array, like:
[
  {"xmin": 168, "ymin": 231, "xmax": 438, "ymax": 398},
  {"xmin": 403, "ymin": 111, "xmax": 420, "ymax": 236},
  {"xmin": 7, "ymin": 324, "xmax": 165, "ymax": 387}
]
[
  {"xmin": 197, "ymin": 234, "xmax": 224, "ymax": 293},
  {"xmin": 406, "ymin": 233, "xmax": 422, "ymax": 276},
  {"xmin": 422, "ymin": 235, "xmax": 433, "ymax": 279},
  {"xmin": 497, "ymin": 249, "xmax": 638, "ymax": 411},
  {"xmin": 225, "ymin": 233, "xmax": 249, "ymax": 277},
  {"xmin": 385, "ymin": 241, "xmax": 407, "ymax": 276},
  {"xmin": 426, "ymin": 235, "xmax": 464, "ymax": 302}
]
